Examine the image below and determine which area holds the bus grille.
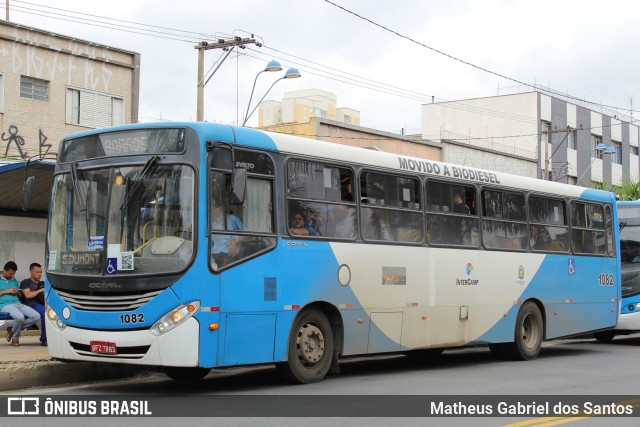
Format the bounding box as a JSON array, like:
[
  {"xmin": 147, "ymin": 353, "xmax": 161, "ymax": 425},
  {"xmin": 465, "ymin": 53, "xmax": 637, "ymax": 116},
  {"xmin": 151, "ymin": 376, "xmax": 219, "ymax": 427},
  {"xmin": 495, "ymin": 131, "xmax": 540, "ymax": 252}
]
[
  {"xmin": 56, "ymin": 289, "xmax": 163, "ymax": 311},
  {"xmin": 69, "ymin": 342, "xmax": 150, "ymax": 359}
]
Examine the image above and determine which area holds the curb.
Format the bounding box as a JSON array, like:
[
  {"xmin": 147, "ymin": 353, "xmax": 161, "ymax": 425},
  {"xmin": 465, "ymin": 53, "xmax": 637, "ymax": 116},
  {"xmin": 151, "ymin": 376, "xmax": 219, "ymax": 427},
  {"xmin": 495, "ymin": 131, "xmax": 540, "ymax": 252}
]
[{"xmin": 0, "ymin": 360, "xmax": 148, "ymax": 392}]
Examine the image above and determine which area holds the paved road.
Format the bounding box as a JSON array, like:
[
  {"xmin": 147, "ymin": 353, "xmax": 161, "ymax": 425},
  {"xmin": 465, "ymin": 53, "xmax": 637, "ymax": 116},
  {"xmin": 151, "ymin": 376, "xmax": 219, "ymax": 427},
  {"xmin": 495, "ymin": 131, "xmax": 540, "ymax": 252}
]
[{"xmin": 4, "ymin": 335, "xmax": 640, "ymax": 427}]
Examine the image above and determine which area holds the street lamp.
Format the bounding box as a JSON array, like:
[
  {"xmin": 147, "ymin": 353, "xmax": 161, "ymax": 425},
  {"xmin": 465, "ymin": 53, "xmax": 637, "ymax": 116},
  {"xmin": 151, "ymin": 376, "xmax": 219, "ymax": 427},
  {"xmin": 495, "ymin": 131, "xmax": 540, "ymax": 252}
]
[
  {"xmin": 577, "ymin": 143, "xmax": 616, "ymax": 185},
  {"xmin": 243, "ymin": 60, "xmax": 282, "ymax": 125},
  {"xmin": 242, "ymin": 67, "xmax": 301, "ymax": 127}
]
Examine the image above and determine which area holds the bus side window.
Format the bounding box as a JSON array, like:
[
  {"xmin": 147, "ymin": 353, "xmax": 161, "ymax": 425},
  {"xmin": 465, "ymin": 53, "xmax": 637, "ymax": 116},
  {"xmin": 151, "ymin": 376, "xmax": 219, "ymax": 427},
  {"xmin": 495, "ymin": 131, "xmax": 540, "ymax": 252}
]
[{"xmin": 287, "ymin": 160, "xmax": 356, "ymax": 240}]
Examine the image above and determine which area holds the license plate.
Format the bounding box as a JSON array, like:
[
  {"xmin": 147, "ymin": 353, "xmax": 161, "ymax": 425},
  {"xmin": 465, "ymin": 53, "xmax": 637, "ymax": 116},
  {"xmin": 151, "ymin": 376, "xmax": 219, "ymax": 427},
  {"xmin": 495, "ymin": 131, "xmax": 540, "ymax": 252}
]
[{"xmin": 90, "ymin": 341, "xmax": 117, "ymax": 355}]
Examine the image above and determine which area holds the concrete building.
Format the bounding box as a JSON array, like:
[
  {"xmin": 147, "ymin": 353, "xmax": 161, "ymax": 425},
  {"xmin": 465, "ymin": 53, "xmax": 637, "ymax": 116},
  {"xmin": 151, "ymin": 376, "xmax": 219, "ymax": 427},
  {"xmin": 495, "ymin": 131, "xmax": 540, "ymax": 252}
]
[
  {"xmin": 260, "ymin": 117, "xmax": 441, "ymax": 161},
  {"xmin": 422, "ymin": 87, "xmax": 639, "ymax": 185},
  {"xmin": 0, "ymin": 20, "xmax": 140, "ymax": 280},
  {"xmin": 258, "ymin": 88, "xmax": 361, "ymax": 127}
]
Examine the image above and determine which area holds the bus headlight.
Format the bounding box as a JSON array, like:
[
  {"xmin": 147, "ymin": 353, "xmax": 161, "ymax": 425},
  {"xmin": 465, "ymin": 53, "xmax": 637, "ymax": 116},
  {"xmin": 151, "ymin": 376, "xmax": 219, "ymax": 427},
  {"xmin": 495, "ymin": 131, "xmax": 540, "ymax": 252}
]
[
  {"xmin": 150, "ymin": 301, "xmax": 200, "ymax": 336},
  {"xmin": 47, "ymin": 308, "xmax": 67, "ymax": 330}
]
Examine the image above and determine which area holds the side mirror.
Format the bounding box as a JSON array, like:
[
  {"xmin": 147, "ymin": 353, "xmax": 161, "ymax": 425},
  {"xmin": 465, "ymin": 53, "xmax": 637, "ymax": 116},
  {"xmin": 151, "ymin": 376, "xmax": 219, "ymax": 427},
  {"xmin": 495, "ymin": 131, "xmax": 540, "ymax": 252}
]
[
  {"xmin": 22, "ymin": 176, "xmax": 35, "ymax": 211},
  {"xmin": 231, "ymin": 168, "xmax": 247, "ymax": 205}
]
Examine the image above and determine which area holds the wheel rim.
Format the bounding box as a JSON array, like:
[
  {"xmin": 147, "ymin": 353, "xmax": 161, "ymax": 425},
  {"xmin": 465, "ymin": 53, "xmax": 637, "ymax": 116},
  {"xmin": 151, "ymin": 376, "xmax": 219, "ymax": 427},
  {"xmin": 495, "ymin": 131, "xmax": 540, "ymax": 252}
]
[
  {"xmin": 296, "ymin": 321, "xmax": 325, "ymax": 366},
  {"xmin": 520, "ymin": 312, "xmax": 541, "ymax": 350}
]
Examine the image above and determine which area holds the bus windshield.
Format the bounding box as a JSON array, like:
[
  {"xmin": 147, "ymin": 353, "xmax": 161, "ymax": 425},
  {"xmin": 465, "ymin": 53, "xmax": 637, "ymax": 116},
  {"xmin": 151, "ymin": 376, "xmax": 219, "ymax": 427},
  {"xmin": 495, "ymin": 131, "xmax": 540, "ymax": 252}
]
[
  {"xmin": 620, "ymin": 220, "xmax": 640, "ymax": 298},
  {"xmin": 47, "ymin": 164, "xmax": 195, "ymax": 277}
]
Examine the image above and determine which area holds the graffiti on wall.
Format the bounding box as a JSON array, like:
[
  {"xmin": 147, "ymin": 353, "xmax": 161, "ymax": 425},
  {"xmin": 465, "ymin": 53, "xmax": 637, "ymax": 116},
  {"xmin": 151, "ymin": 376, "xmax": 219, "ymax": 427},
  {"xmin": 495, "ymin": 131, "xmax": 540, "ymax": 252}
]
[
  {"xmin": 1, "ymin": 126, "xmax": 51, "ymax": 160},
  {"xmin": 2, "ymin": 27, "xmax": 116, "ymax": 92},
  {"xmin": 2, "ymin": 125, "xmax": 26, "ymax": 159}
]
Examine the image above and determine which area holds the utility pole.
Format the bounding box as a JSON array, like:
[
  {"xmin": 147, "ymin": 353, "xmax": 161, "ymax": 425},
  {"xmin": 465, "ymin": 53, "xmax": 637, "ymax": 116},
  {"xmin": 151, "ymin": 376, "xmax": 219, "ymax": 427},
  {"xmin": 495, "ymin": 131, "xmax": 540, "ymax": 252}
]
[
  {"xmin": 541, "ymin": 128, "xmax": 574, "ymax": 181},
  {"xmin": 6, "ymin": 0, "xmax": 9, "ymax": 21},
  {"xmin": 195, "ymin": 36, "xmax": 261, "ymax": 122}
]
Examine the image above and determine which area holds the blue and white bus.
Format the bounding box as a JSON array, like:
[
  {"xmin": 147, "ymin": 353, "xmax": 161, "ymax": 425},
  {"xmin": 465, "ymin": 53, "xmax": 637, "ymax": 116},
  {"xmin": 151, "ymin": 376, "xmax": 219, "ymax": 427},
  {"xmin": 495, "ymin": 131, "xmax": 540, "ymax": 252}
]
[
  {"xmin": 33, "ymin": 122, "xmax": 620, "ymax": 383},
  {"xmin": 593, "ymin": 201, "xmax": 640, "ymax": 341}
]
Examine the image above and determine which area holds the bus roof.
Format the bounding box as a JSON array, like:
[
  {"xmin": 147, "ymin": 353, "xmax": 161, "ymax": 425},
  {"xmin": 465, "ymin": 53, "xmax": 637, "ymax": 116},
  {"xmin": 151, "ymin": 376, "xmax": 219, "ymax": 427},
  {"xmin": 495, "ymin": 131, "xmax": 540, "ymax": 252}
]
[{"xmin": 62, "ymin": 122, "xmax": 615, "ymax": 203}]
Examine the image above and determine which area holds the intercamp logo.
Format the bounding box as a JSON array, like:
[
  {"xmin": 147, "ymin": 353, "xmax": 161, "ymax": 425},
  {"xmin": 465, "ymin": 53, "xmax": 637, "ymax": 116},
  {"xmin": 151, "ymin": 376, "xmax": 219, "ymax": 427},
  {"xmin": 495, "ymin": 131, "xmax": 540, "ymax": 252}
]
[{"xmin": 7, "ymin": 397, "xmax": 40, "ymax": 415}]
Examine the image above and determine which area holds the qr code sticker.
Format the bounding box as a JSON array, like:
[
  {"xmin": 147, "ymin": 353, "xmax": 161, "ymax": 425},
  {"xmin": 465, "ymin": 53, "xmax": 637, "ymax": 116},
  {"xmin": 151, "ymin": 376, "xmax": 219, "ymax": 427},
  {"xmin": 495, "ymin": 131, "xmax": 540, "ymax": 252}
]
[{"xmin": 119, "ymin": 252, "xmax": 134, "ymax": 270}]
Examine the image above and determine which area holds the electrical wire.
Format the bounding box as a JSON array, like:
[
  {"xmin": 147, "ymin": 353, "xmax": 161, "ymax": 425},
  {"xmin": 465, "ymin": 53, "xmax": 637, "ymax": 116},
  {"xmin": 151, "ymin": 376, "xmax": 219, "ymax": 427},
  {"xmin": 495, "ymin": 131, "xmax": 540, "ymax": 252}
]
[
  {"xmin": 322, "ymin": 0, "xmax": 640, "ymax": 114},
  {"xmin": 9, "ymin": 0, "xmax": 639, "ymax": 135}
]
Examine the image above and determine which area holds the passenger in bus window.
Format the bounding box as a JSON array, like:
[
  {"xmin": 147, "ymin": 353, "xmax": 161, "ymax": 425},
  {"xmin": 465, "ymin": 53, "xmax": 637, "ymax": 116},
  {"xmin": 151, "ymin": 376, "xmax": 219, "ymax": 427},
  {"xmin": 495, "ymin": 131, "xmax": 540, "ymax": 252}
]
[
  {"xmin": 289, "ymin": 213, "xmax": 317, "ymax": 237},
  {"xmin": 328, "ymin": 204, "xmax": 356, "ymax": 238},
  {"xmin": 452, "ymin": 191, "xmax": 470, "ymax": 215},
  {"xmin": 368, "ymin": 212, "xmax": 391, "ymax": 240},
  {"xmin": 341, "ymin": 177, "xmax": 353, "ymax": 202},
  {"xmin": 530, "ymin": 225, "xmax": 550, "ymax": 250},
  {"xmin": 211, "ymin": 200, "xmax": 244, "ymax": 267}
]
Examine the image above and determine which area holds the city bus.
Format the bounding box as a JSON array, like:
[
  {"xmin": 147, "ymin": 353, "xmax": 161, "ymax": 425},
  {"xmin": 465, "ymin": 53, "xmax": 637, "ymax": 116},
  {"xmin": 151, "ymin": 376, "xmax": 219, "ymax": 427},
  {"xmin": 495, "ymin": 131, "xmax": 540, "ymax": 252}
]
[
  {"xmin": 28, "ymin": 122, "xmax": 620, "ymax": 383},
  {"xmin": 593, "ymin": 201, "xmax": 640, "ymax": 342}
]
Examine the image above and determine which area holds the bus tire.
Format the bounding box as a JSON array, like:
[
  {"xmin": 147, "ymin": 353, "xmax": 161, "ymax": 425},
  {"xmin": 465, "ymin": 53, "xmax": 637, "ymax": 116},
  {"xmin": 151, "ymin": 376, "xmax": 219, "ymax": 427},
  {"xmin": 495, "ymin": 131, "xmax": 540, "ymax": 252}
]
[
  {"xmin": 593, "ymin": 330, "xmax": 616, "ymax": 343},
  {"xmin": 164, "ymin": 367, "xmax": 211, "ymax": 382},
  {"xmin": 276, "ymin": 308, "xmax": 334, "ymax": 384},
  {"xmin": 505, "ymin": 301, "xmax": 544, "ymax": 360}
]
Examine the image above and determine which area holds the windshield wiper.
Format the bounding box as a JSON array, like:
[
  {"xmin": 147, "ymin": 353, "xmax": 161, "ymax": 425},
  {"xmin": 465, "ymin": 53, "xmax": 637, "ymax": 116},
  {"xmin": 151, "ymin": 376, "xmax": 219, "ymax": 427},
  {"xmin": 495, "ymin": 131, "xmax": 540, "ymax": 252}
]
[
  {"xmin": 71, "ymin": 162, "xmax": 88, "ymax": 212},
  {"xmin": 120, "ymin": 156, "xmax": 159, "ymax": 212},
  {"xmin": 620, "ymin": 221, "xmax": 627, "ymax": 232}
]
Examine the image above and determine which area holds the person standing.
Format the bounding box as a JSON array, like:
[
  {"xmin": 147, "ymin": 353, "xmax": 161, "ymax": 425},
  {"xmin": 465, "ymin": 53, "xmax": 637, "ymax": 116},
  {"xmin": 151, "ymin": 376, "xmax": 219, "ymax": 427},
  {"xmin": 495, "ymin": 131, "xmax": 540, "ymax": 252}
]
[
  {"xmin": 20, "ymin": 263, "xmax": 47, "ymax": 346},
  {"xmin": 0, "ymin": 261, "xmax": 41, "ymax": 346}
]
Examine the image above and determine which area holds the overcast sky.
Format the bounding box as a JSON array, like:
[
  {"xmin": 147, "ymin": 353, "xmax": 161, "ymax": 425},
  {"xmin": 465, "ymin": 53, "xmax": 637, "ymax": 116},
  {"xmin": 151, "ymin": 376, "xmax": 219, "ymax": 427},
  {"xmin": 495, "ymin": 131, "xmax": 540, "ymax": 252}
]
[{"xmin": 5, "ymin": 0, "xmax": 640, "ymax": 134}]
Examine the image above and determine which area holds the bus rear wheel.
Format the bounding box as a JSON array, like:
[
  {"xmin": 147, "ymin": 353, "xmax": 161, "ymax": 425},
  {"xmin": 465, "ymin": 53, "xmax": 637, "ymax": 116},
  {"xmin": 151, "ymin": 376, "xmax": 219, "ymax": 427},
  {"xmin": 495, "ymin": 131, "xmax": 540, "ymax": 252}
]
[
  {"xmin": 276, "ymin": 308, "xmax": 334, "ymax": 384},
  {"xmin": 503, "ymin": 301, "xmax": 544, "ymax": 361},
  {"xmin": 164, "ymin": 367, "xmax": 211, "ymax": 382}
]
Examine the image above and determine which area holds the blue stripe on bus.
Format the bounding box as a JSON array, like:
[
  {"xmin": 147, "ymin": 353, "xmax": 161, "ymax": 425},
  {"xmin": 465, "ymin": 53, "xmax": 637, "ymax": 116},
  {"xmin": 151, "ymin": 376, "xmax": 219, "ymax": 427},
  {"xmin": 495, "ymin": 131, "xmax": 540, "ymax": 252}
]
[{"xmin": 472, "ymin": 254, "xmax": 618, "ymax": 344}]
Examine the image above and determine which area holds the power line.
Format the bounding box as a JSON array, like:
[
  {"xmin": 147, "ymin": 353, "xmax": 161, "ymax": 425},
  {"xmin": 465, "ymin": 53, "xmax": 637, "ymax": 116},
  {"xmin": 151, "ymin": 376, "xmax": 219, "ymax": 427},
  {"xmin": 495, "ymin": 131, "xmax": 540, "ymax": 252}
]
[
  {"xmin": 4, "ymin": 1, "xmax": 566, "ymax": 125},
  {"xmin": 242, "ymin": 49, "xmax": 540, "ymax": 125},
  {"xmin": 321, "ymin": 0, "xmax": 640, "ymax": 114},
  {"xmin": 10, "ymin": 5, "xmax": 199, "ymax": 43},
  {"xmin": 12, "ymin": 0, "xmax": 233, "ymax": 40},
  {"xmin": 11, "ymin": 0, "xmax": 638, "ymax": 129}
]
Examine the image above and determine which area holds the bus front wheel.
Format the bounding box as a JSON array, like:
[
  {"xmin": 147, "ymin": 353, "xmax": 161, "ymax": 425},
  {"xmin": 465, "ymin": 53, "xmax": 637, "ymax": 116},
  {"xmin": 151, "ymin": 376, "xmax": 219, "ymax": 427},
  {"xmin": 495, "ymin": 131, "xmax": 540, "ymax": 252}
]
[
  {"xmin": 277, "ymin": 308, "xmax": 334, "ymax": 384},
  {"xmin": 506, "ymin": 301, "xmax": 544, "ymax": 360},
  {"xmin": 164, "ymin": 367, "xmax": 211, "ymax": 382}
]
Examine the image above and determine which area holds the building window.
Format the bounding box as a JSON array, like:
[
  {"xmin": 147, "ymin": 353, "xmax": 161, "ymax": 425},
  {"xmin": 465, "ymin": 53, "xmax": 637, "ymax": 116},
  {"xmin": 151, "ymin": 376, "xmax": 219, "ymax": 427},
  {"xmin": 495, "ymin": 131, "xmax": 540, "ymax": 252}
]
[
  {"xmin": 591, "ymin": 134, "xmax": 602, "ymax": 157},
  {"xmin": 541, "ymin": 121, "xmax": 551, "ymax": 145},
  {"xmin": 567, "ymin": 130, "xmax": 577, "ymax": 150},
  {"xmin": 631, "ymin": 146, "xmax": 639, "ymax": 156},
  {"xmin": 612, "ymin": 140, "xmax": 622, "ymax": 165},
  {"xmin": 66, "ymin": 87, "xmax": 125, "ymax": 128},
  {"xmin": 20, "ymin": 76, "xmax": 49, "ymax": 101}
]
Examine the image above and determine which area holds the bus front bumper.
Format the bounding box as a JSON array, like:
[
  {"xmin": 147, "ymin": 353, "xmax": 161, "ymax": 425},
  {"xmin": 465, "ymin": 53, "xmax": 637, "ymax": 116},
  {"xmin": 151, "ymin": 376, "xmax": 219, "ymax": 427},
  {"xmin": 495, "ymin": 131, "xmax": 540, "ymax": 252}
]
[
  {"xmin": 45, "ymin": 315, "xmax": 200, "ymax": 367},
  {"xmin": 615, "ymin": 310, "xmax": 640, "ymax": 331}
]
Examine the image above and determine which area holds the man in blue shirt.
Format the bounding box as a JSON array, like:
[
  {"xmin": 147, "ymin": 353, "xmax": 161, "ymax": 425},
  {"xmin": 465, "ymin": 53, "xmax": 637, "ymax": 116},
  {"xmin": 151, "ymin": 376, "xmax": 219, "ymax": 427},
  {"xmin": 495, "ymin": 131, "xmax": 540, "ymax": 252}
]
[
  {"xmin": 20, "ymin": 263, "xmax": 47, "ymax": 346},
  {"xmin": 211, "ymin": 200, "xmax": 244, "ymax": 268},
  {"xmin": 0, "ymin": 261, "xmax": 41, "ymax": 346}
]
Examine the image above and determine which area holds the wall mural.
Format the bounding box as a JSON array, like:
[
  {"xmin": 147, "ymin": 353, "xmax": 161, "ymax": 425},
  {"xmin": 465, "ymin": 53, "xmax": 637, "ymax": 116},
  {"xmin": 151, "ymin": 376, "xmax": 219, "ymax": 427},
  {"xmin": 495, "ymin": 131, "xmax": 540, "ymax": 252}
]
[{"xmin": 1, "ymin": 126, "xmax": 51, "ymax": 160}]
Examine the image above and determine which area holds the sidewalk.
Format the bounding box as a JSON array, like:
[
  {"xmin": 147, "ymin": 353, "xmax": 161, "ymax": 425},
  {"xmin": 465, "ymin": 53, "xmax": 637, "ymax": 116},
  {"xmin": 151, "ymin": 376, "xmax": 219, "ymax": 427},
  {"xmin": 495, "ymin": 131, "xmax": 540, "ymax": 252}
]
[{"xmin": 0, "ymin": 331, "xmax": 146, "ymax": 392}]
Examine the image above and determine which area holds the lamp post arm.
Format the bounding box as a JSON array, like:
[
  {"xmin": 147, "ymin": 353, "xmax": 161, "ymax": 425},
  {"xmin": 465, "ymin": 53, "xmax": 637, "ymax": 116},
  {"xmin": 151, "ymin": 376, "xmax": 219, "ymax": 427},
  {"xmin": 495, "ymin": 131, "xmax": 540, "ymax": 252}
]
[
  {"xmin": 243, "ymin": 70, "xmax": 266, "ymax": 127},
  {"xmin": 577, "ymin": 154, "xmax": 599, "ymax": 184},
  {"xmin": 243, "ymin": 76, "xmax": 284, "ymax": 127}
]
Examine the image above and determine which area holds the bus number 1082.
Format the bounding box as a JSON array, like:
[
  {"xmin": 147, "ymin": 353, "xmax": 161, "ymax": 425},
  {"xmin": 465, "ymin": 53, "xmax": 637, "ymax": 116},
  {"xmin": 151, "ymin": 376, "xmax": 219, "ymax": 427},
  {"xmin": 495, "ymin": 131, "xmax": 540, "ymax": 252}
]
[
  {"xmin": 120, "ymin": 313, "xmax": 145, "ymax": 324},
  {"xmin": 597, "ymin": 273, "xmax": 614, "ymax": 287}
]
